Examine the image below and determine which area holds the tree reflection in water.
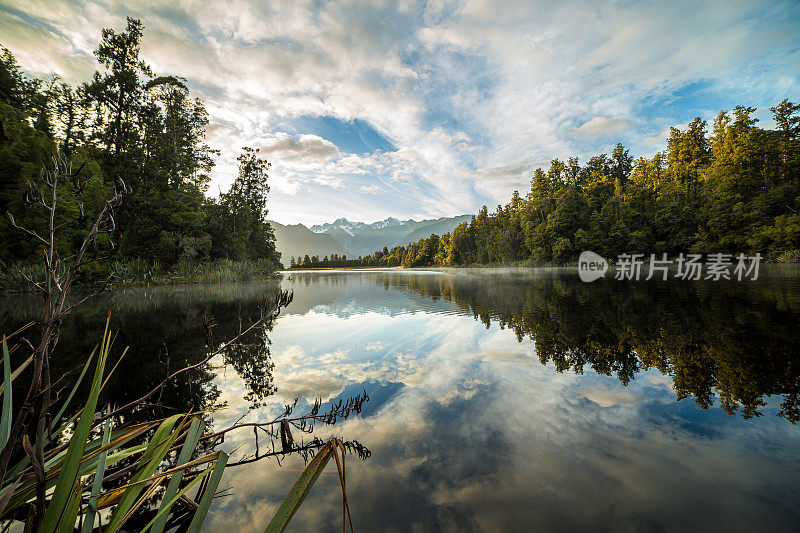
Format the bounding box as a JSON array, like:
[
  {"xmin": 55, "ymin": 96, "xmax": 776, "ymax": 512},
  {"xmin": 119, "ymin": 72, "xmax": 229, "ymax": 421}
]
[
  {"xmin": 1, "ymin": 270, "xmax": 798, "ymax": 529},
  {"xmin": 291, "ymin": 268, "xmax": 800, "ymax": 423},
  {"xmin": 2, "ymin": 272, "xmax": 797, "ymax": 427},
  {"xmin": 0, "ymin": 281, "xmax": 371, "ymax": 530}
]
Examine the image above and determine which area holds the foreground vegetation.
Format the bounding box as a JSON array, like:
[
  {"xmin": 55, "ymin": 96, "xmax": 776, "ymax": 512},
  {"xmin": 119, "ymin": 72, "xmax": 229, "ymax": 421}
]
[
  {"xmin": 0, "ymin": 151, "xmax": 359, "ymax": 533},
  {"xmin": 0, "ymin": 19, "xmax": 364, "ymax": 531},
  {"xmin": 0, "ymin": 18, "xmax": 282, "ymax": 288},
  {"xmin": 0, "ymin": 313, "xmax": 360, "ymax": 532},
  {"xmin": 292, "ymin": 101, "xmax": 800, "ymax": 268}
]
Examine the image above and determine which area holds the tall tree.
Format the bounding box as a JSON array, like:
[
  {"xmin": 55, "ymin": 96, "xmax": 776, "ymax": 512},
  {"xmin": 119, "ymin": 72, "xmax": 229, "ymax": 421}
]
[{"xmin": 84, "ymin": 17, "xmax": 152, "ymax": 159}]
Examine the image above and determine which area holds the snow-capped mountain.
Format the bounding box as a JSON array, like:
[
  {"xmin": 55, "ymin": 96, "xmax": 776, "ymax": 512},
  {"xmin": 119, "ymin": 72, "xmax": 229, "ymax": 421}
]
[
  {"xmin": 299, "ymin": 215, "xmax": 472, "ymax": 257},
  {"xmin": 370, "ymin": 217, "xmax": 405, "ymax": 230},
  {"xmin": 310, "ymin": 217, "xmax": 408, "ymax": 236}
]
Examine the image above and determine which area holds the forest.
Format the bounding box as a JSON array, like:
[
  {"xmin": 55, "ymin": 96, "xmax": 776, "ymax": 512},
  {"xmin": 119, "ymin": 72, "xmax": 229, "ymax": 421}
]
[
  {"xmin": 0, "ymin": 18, "xmax": 281, "ymax": 288},
  {"xmin": 291, "ymin": 102, "xmax": 800, "ymax": 269},
  {"xmin": 3, "ymin": 17, "xmax": 798, "ymax": 277}
]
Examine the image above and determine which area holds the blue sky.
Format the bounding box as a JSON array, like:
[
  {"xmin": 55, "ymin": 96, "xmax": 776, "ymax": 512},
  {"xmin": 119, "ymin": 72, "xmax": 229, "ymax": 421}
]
[{"xmin": 1, "ymin": 0, "xmax": 799, "ymax": 225}]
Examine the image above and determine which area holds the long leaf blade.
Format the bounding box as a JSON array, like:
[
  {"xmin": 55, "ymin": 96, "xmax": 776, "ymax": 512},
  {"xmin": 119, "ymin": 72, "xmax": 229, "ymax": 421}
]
[
  {"xmin": 265, "ymin": 441, "xmax": 334, "ymax": 533},
  {"xmin": 55, "ymin": 481, "xmax": 82, "ymax": 533},
  {"xmin": 151, "ymin": 417, "xmax": 204, "ymax": 533},
  {"xmin": 51, "ymin": 347, "xmax": 96, "ymax": 430},
  {"xmin": 80, "ymin": 417, "xmax": 111, "ymax": 533},
  {"xmin": 1, "ymin": 336, "xmax": 12, "ymax": 452},
  {"xmin": 186, "ymin": 450, "xmax": 229, "ymax": 533},
  {"xmin": 140, "ymin": 466, "xmax": 213, "ymax": 533},
  {"xmin": 0, "ymin": 352, "xmax": 33, "ymax": 396},
  {"xmin": 39, "ymin": 315, "xmax": 112, "ymax": 532},
  {"xmin": 103, "ymin": 414, "xmax": 184, "ymax": 532}
]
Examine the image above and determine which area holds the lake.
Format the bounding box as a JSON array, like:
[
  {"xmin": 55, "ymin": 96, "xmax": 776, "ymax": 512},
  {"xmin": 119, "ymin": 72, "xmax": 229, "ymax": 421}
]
[{"xmin": 1, "ymin": 267, "xmax": 799, "ymax": 531}]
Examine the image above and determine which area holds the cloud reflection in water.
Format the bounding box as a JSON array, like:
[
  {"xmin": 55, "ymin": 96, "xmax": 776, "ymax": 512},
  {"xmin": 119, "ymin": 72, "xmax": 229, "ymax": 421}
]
[{"xmin": 205, "ymin": 269, "xmax": 800, "ymax": 532}]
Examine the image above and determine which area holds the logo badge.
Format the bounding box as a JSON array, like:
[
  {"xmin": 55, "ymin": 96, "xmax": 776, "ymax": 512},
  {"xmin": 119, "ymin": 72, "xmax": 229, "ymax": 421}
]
[{"xmin": 578, "ymin": 251, "xmax": 607, "ymax": 282}]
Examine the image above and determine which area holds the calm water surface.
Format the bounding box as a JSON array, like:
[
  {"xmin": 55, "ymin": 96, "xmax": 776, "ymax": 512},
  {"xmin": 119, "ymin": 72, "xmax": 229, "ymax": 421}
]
[{"xmin": 1, "ymin": 268, "xmax": 799, "ymax": 532}]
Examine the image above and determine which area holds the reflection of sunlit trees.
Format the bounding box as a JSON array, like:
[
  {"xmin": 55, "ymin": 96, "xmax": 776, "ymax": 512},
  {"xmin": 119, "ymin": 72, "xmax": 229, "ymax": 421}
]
[
  {"xmin": 220, "ymin": 322, "xmax": 277, "ymax": 409},
  {"xmin": 358, "ymin": 270, "xmax": 800, "ymax": 423}
]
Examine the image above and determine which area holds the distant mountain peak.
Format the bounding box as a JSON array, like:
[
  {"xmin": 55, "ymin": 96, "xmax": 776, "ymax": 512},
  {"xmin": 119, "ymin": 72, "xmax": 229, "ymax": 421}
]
[
  {"xmin": 310, "ymin": 218, "xmax": 366, "ymax": 236},
  {"xmin": 310, "ymin": 216, "xmax": 408, "ymax": 236},
  {"xmin": 372, "ymin": 217, "xmax": 403, "ymax": 229},
  {"xmin": 299, "ymin": 214, "xmax": 471, "ymax": 258}
]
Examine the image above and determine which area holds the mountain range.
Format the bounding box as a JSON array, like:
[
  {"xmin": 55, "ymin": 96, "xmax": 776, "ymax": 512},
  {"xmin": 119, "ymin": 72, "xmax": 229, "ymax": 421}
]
[{"xmin": 269, "ymin": 215, "xmax": 472, "ymax": 264}]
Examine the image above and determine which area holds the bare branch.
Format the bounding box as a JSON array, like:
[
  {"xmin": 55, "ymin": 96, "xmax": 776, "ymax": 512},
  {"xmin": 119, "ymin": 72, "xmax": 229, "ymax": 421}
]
[
  {"xmin": 100, "ymin": 290, "xmax": 293, "ymax": 422},
  {"xmin": 5, "ymin": 212, "xmax": 49, "ymax": 246}
]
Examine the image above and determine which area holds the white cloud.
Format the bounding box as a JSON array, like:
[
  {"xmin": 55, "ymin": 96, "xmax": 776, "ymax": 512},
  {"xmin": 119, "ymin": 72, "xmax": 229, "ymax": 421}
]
[
  {"xmin": 474, "ymin": 160, "xmax": 540, "ymax": 180},
  {"xmin": 3, "ymin": 0, "xmax": 798, "ymax": 223},
  {"xmin": 360, "ymin": 184, "xmax": 383, "ymax": 194},
  {"xmin": 201, "ymin": 279, "xmax": 798, "ymax": 532},
  {"xmin": 576, "ymin": 116, "xmax": 636, "ymax": 137},
  {"xmin": 256, "ymin": 133, "xmax": 340, "ymax": 163},
  {"xmin": 582, "ymin": 386, "xmax": 639, "ymax": 407}
]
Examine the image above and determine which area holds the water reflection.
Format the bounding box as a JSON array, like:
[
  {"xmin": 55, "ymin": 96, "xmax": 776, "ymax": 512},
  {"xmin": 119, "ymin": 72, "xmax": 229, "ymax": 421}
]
[
  {"xmin": 217, "ymin": 269, "xmax": 798, "ymax": 532},
  {"xmin": 1, "ymin": 269, "xmax": 799, "ymax": 531},
  {"xmin": 0, "ymin": 282, "xmax": 284, "ymax": 423},
  {"xmin": 355, "ymin": 268, "xmax": 800, "ymax": 423}
]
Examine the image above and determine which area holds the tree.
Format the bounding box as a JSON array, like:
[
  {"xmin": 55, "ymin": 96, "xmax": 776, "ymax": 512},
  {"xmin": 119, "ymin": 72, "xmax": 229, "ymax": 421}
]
[
  {"xmin": 770, "ymin": 99, "xmax": 800, "ymax": 181},
  {"xmin": 667, "ymin": 117, "xmax": 709, "ymax": 196},
  {"xmin": 142, "ymin": 76, "xmax": 217, "ymax": 191},
  {"xmin": 0, "ymin": 45, "xmax": 31, "ymax": 109},
  {"xmin": 1, "ymin": 22, "xmax": 287, "ymax": 277},
  {"xmin": 84, "ymin": 17, "xmax": 152, "ymax": 159},
  {"xmin": 610, "ymin": 143, "xmax": 633, "ymax": 190},
  {"xmin": 335, "ymin": 101, "xmax": 799, "ymax": 266}
]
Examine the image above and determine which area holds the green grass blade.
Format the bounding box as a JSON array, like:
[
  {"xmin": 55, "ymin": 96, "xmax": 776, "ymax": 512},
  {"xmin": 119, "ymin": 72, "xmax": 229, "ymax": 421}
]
[
  {"xmin": 136, "ymin": 414, "xmax": 183, "ymax": 468},
  {"xmin": 140, "ymin": 466, "xmax": 213, "ymax": 533},
  {"xmin": 0, "ymin": 352, "xmax": 33, "ymax": 396},
  {"xmin": 151, "ymin": 417, "xmax": 204, "ymax": 533},
  {"xmin": 44, "ymin": 420, "xmax": 158, "ymax": 473},
  {"xmin": 93, "ymin": 450, "xmax": 222, "ymax": 516},
  {"xmin": 185, "ymin": 450, "xmax": 229, "ymax": 533},
  {"xmin": 55, "ymin": 481, "xmax": 82, "ymax": 533},
  {"xmin": 103, "ymin": 415, "xmax": 184, "ymax": 532},
  {"xmin": 5, "ymin": 420, "xmax": 158, "ymax": 502},
  {"xmin": 39, "ymin": 316, "xmax": 113, "ymax": 533},
  {"xmin": 81, "ymin": 417, "xmax": 111, "ymax": 533},
  {"xmin": 1, "ymin": 337, "xmax": 12, "ymax": 452},
  {"xmin": 264, "ymin": 441, "xmax": 334, "ymax": 533},
  {"xmin": 7, "ymin": 409, "xmax": 82, "ymax": 479},
  {"xmin": 51, "ymin": 348, "xmax": 96, "ymax": 430}
]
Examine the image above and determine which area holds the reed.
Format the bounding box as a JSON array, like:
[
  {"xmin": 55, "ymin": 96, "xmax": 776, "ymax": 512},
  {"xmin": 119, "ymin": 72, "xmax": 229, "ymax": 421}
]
[
  {"xmin": 0, "ymin": 319, "xmax": 354, "ymax": 532},
  {"xmin": 1, "ymin": 259, "xmax": 280, "ymax": 291}
]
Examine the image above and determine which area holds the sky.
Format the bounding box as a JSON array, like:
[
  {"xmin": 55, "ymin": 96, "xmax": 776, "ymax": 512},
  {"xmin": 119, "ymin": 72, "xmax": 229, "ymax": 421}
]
[{"xmin": 1, "ymin": 0, "xmax": 799, "ymax": 226}]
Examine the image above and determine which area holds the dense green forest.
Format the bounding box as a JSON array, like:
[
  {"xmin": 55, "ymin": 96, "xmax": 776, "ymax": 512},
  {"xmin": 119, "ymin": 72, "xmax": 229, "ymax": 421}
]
[
  {"xmin": 0, "ymin": 18, "xmax": 281, "ymax": 288},
  {"xmin": 291, "ymin": 102, "xmax": 799, "ymax": 269}
]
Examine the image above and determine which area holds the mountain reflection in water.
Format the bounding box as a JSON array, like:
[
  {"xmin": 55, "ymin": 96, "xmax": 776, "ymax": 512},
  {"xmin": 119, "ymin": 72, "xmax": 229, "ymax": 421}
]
[{"xmin": 1, "ymin": 268, "xmax": 798, "ymax": 531}]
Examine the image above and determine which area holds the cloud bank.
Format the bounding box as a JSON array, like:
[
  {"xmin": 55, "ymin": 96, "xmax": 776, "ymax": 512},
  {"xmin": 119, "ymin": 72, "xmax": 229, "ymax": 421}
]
[{"xmin": 1, "ymin": 0, "xmax": 798, "ymax": 224}]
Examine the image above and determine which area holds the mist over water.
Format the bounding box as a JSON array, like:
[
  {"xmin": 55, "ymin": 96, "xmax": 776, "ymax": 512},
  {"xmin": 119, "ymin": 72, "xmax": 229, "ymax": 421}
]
[{"xmin": 2, "ymin": 268, "xmax": 799, "ymax": 531}]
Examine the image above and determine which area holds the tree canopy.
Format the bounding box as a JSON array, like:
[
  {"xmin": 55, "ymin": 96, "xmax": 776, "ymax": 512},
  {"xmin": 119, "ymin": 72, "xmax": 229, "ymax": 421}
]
[
  {"xmin": 0, "ymin": 18, "xmax": 281, "ymax": 272},
  {"xmin": 293, "ymin": 104, "xmax": 799, "ymax": 269}
]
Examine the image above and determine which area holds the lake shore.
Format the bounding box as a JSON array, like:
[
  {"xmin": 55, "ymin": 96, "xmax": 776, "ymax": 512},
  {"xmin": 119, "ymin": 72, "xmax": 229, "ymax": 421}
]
[{"xmin": 0, "ymin": 258, "xmax": 283, "ymax": 293}]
